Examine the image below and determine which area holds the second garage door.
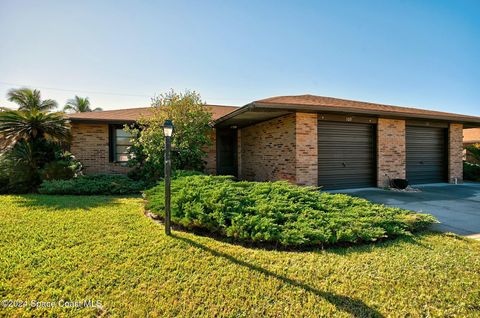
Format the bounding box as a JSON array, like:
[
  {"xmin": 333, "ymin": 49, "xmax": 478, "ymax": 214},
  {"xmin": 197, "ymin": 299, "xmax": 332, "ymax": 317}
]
[
  {"xmin": 318, "ymin": 121, "xmax": 376, "ymax": 189},
  {"xmin": 406, "ymin": 126, "xmax": 447, "ymax": 184}
]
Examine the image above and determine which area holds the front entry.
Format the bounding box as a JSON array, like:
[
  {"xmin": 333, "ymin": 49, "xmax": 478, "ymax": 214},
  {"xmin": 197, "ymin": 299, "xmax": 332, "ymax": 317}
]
[{"xmin": 216, "ymin": 128, "xmax": 238, "ymax": 176}]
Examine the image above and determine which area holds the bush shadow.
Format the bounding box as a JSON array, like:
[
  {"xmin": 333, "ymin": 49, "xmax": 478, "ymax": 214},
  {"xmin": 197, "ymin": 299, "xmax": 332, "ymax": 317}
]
[
  {"xmin": 324, "ymin": 231, "xmax": 437, "ymax": 256},
  {"xmin": 13, "ymin": 194, "xmax": 136, "ymax": 211},
  {"xmin": 173, "ymin": 233, "xmax": 384, "ymax": 318}
]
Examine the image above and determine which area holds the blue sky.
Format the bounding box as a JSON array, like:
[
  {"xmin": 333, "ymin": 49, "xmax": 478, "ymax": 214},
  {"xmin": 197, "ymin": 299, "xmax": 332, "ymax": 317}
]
[{"xmin": 0, "ymin": 0, "xmax": 479, "ymax": 114}]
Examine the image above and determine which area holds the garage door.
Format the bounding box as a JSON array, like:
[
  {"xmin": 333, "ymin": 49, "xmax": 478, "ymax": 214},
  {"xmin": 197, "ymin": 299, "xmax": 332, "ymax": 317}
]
[
  {"xmin": 406, "ymin": 126, "xmax": 447, "ymax": 184},
  {"xmin": 318, "ymin": 121, "xmax": 376, "ymax": 189}
]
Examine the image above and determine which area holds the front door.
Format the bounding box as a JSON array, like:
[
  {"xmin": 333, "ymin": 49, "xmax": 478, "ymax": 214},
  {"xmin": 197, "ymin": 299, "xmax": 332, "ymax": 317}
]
[{"xmin": 216, "ymin": 128, "xmax": 237, "ymax": 176}]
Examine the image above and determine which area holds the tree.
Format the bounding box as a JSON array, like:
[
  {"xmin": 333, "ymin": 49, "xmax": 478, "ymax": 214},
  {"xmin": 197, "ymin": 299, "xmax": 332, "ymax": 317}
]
[
  {"xmin": 126, "ymin": 90, "xmax": 213, "ymax": 181},
  {"xmin": 0, "ymin": 109, "xmax": 71, "ymax": 191},
  {"xmin": 7, "ymin": 88, "xmax": 57, "ymax": 112},
  {"xmin": 0, "ymin": 109, "xmax": 71, "ymax": 150},
  {"xmin": 465, "ymin": 144, "xmax": 480, "ymax": 164},
  {"xmin": 64, "ymin": 96, "xmax": 102, "ymax": 113}
]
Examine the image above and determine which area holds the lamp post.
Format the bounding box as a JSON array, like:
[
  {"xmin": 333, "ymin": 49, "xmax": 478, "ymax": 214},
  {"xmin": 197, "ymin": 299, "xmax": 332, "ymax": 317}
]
[{"xmin": 163, "ymin": 119, "xmax": 174, "ymax": 235}]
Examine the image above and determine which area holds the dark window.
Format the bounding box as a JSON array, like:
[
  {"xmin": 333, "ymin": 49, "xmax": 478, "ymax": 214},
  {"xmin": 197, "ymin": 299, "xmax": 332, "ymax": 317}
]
[
  {"xmin": 216, "ymin": 128, "xmax": 238, "ymax": 176},
  {"xmin": 109, "ymin": 125, "xmax": 132, "ymax": 163}
]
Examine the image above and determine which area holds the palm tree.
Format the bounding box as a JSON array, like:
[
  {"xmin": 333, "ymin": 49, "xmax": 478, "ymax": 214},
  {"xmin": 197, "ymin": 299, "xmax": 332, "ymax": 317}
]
[
  {"xmin": 7, "ymin": 88, "xmax": 58, "ymax": 112},
  {"xmin": 0, "ymin": 109, "xmax": 71, "ymax": 150},
  {"xmin": 64, "ymin": 96, "xmax": 102, "ymax": 112},
  {"xmin": 0, "ymin": 109, "xmax": 71, "ymax": 190}
]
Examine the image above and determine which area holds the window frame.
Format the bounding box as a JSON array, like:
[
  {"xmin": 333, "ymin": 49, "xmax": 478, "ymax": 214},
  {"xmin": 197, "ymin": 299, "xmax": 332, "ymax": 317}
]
[{"xmin": 108, "ymin": 124, "xmax": 133, "ymax": 163}]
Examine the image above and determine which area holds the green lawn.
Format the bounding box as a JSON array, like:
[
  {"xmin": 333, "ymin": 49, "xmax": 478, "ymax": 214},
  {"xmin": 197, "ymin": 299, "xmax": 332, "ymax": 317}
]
[{"xmin": 1, "ymin": 195, "xmax": 479, "ymax": 317}]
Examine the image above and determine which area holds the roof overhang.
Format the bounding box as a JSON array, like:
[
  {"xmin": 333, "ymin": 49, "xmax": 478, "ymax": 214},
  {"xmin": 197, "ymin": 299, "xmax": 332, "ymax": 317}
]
[
  {"xmin": 214, "ymin": 103, "xmax": 293, "ymax": 128},
  {"xmin": 214, "ymin": 102, "xmax": 480, "ymax": 128},
  {"xmin": 68, "ymin": 118, "xmax": 136, "ymax": 125}
]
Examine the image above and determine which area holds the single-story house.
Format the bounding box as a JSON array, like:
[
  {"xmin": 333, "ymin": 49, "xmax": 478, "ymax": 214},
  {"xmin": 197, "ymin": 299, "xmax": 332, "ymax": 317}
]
[
  {"xmin": 67, "ymin": 105, "xmax": 237, "ymax": 175},
  {"xmin": 67, "ymin": 94, "xmax": 480, "ymax": 189}
]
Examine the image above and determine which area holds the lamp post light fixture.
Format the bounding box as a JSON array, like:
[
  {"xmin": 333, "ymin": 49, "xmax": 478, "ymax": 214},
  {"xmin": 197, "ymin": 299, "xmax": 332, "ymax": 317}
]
[{"xmin": 163, "ymin": 119, "xmax": 174, "ymax": 235}]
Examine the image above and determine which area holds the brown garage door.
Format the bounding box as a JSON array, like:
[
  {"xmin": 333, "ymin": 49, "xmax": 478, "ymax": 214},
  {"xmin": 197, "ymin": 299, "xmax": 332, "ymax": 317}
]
[
  {"xmin": 406, "ymin": 126, "xmax": 447, "ymax": 184},
  {"xmin": 317, "ymin": 121, "xmax": 376, "ymax": 189}
]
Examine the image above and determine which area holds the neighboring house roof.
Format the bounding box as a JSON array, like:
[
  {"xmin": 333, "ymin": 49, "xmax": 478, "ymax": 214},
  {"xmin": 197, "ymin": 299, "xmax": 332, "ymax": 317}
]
[
  {"xmin": 215, "ymin": 94, "xmax": 480, "ymax": 128},
  {"xmin": 67, "ymin": 105, "xmax": 238, "ymax": 124},
  {"xmin": 464, "ymin": 128, "xmax": 480, "ymax": 144}
]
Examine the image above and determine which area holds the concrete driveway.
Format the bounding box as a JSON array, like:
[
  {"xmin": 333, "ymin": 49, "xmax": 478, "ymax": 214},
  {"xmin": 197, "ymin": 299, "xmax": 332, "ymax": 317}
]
[{"xmin": 333, "ymin": 183, "xmax": 480, "ymax": 237}]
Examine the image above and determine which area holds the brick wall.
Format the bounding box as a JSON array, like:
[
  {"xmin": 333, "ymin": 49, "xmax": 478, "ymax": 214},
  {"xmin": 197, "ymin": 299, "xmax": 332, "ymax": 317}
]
[
  {"xmin": 71, "ymin": 123, "xmax": 218, "ymax": 176},
  {"xmin": 239, "ymin": 114, "xmax": 296, "ymax": 182},
  {"xmin": 70, "ymin": 123, "xmax": 130, "ymax": 174},
  {"xmin": 237, "ymin": 129, "xmax": 242, "ymax": 178},
  {"xmin": 295, "ymin": 113, "xmax": 318, "ymax": 185},
  {"xmin": 203, "ymin": 129, "xmax": 216, "ymax": 175},
  {"xmin": 448, "ymin": 123, "xmax": 463, "ymax": 183},
  {"xmin": 72, "ymin": 117, "xmax": 464, "ymax": 187},
  {"xmin": 377, "ymin": 118, "xmax": 406, "ymax": 187}
]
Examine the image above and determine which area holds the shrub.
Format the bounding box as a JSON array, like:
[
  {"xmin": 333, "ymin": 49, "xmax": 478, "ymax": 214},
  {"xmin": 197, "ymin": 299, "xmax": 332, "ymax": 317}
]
[
  {"xmin": 0, "ymin": 154, "xmax": 12, "ymax": 193},
  {"xmin": 465, "ymin": 144, "xmax": 480, "ymax": 164},
  {"xmin": 38, "ymin": 174, "xmax": 147, "ymax": 195},
  {"xmin": 464, "ymin": 161, "xmax": 480, "ymax": 181},
  {"xmin": 145, "ymin": 175, "xmax": 437, "ymax": 247},
  {"xmin": 40, "ymin": 161, "xmax": 75, "ymax": 180},
  {"xmin": 40, "ymin": 151, "xmax": 83, "ymax": 181},
  {"xmin": 0, "ymin": 148, "xmax": 40, "ymax": 193},
  {"xmin": 125, "ymin": 90, "xmax": 213, "ymax": 182}
]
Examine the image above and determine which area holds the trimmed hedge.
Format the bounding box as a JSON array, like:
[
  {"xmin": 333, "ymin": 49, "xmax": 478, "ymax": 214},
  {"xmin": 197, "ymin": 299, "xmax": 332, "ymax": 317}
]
[
  {"xmin": 145, "ymin": 175, "xmax": 437, "ymax": 246},
  {"xmin": 464, "ymin": 161, "xmax": 480, "ymax": 181},
  {"xmin": 38, "ymin": 174, "xmax": 147, "ymax": 195}
]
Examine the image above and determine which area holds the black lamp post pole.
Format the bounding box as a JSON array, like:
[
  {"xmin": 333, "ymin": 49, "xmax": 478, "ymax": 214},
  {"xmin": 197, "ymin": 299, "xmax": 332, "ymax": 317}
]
[{"xmin": 164, "ymin": 134, "xmax": 172, "ymax": 235}]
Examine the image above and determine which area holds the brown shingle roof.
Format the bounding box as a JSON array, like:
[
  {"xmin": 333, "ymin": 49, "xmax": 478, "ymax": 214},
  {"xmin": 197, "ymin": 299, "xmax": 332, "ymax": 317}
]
[
  {"xmin": 215, "ymin": 94, "xmax": 480, "ymax": 128},
  {"xmin": 254, "ymin": 95, "xmax": 480, "ymax": 123},
  {"xmin": 67, "ymin": 104, "xmax": 238, "ymax": 123}
]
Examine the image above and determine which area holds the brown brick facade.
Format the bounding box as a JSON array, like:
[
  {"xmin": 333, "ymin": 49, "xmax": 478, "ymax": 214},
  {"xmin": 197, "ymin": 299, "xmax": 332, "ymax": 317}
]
[
  {"xmin": 238, "ymin": 112, "xmax": 318, "ymax": 185},
  {"xmin": 70, "ymin": 123, "xmax": 131, "ymax": 174},
  {"xmin": 203, "ymin": 129, "xmax": 216, "ymax": 175},
  {"xmin": 71, "ymin": 114, "xmax": 467, "ymax": 188},
  {"xmin": 237, "ymin": 129, "xmax": 242, "ymax": 178},
  {"xmin": 295, "ymin": 113, "xmax": 318, "ymax": 185},
  {"xmin": 238, "ymin": 114, "xmax": 296, "ymax": 182},
  {"xmin": 71, "ymin": 123, "xmax": 218, "ymax": 176},
  {"xmin": 448, "ymin": 123, "xmax": 463, "ymax": 183},
  {"xmin": 377, "ymin": 118, "xmax": 406, "ymax": 187}
]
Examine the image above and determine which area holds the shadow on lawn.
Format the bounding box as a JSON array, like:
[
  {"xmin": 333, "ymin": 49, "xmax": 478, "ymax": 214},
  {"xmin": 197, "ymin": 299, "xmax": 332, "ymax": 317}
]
[
  {"xmin": 14, "ymin": 194, "xmax": 129, "ymax": 211},
  {"xmin": 325, "ymin": 231, "xmax": 436, "ymax": 256},
  {"xmin": 173, "ymin": 234, "xmax": 384, "ymax": 318}
]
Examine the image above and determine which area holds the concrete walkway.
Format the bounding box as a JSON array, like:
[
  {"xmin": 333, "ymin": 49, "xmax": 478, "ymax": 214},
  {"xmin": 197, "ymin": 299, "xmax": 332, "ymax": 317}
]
[{"xmin": 332, "ymin": 183, "xmax": 480, "ymax": 236}]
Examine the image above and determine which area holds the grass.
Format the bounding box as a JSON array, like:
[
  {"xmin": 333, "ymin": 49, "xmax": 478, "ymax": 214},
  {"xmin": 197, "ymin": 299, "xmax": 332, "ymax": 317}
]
[{"xmin": 0, "ymin": 195, "xmax": 479, "ymax": 317}]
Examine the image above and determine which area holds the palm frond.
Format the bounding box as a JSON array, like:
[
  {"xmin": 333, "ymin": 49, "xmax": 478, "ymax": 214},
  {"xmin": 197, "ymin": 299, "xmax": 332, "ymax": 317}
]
[
  {"xmin": 0, "ymin": 109, "xmax": 71, "ymax": 149},
  {"xmin": 39, "ymin": 99, "xmax": 58, "ymax": 111},
  {"xmin": 7, "ymin": 88, "xmax": 57, "ymax": 112},
  {"xmin": 63, "ymin": 104, "xmax": 75, "ymax": 112},
  {"xmin": 64, "ymin": 96, "xmax": 91, "ymax": 112}
]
